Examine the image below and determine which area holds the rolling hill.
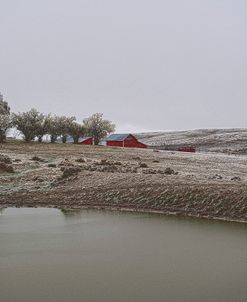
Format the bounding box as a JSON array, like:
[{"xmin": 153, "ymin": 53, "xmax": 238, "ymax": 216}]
[{"xmin": 136, "ymin": 128, "xmax": 247, "ymax": 153}]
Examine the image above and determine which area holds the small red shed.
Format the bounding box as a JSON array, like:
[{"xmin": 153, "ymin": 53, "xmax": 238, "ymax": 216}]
[
  {"xmin": 177, "ymin": 147, "xmax": 196, "ymax": 153},
  {"xmin": 106, "ymin": 134, "xmax": 147, "ymax": 149},
  {"xmin": 78, "ymin": 137, "xmax": 93, "ymax": 145}
]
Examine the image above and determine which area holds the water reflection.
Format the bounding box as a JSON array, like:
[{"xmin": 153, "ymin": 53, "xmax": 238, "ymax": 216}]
[
  {"xmin": 0, "ymin": 207, "xmax": 246, "ymax": 302},
  {"xmin": 60, "ymin": 208, "xmax": 80, "ymax": 216},
  {"xmin": 0, "ymin": 207, "xmax": 6, "ymax": 214},
  {"xmin": 59, "ymin": 207, "xmax": 247, "ymax": 230}
]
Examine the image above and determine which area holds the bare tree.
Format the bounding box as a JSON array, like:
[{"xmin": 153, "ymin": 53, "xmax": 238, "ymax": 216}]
[
  {"xmin": 0, "ymin": 114, "xmax": 12, "ymax": 143},
  {"xmin": 0, "ymin": 94, "xmax": 12, "ymax": 143},
  {"xmin": 0, "ymin": 93, "xmax": 10, "ymax": 115},
  {"xmin": 12, "ymin": 109, "xmax": 44, "ymax": 142},
  {"xmin": 59, "ymin": 116, "xmax": 76, "ymax": 143},
  {"xmin": 46, "ymin": 115, "xmax": 61, "ymax": 143},
  {"xmin": 36, "ymin": 114, "xmax": 51, "ymax": 143},
  {"xmin": 83, "ymin": 113, "xmax": 115, "ymax": 145},
  {"xmin": 45, "ymin": 115, "xmax": 76, "ymax": 143},
  {"xmin": 68, "ymin": 122, "xmax": 85, "ymax": 144}
]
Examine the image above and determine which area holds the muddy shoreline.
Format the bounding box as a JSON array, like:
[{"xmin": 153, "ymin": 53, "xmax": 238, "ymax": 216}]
[
  {"xmin": 1, "ymin": 141, "xmax": 247, "ymax": 223},
  {"xmin": 1, "ymin": 204, "xmax": 247, "ymax": 224}
]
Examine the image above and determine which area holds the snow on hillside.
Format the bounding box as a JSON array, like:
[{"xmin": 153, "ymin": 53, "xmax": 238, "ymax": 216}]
[{"xmin": 136, "ymin": 128, "xmax": 247, "ymax": 152}]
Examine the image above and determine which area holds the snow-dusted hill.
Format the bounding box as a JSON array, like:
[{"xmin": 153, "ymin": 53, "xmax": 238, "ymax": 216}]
[{"xmin": 136, "ymin": 128, "xmax": 247, "ymax": 152}]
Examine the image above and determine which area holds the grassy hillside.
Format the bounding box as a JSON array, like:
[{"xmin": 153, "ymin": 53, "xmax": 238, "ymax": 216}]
[{"xmin": 137, "ymin": 128, "xmax": 247, "ymax": 153}]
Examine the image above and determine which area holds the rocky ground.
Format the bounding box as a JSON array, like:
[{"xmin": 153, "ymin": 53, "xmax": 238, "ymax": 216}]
[{"xmin": 0, "ymin": 141, "xmax": 247, "ymax": 222}]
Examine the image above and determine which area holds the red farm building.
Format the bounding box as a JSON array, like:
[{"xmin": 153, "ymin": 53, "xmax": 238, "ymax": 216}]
[
  {"xmin": 66, "ymin": 136, "xmax": 93, "ymax": 145},
  {"xmin": 106, "ymin": 134, "xmax": 147, "ymax": 149},
  {"xmin": 78, "ymin": 137, "xmax": 93, "ymax": 145},
  {"xmin": 176, "ymin": 147, "xmax": 196, "ymax": 153}
]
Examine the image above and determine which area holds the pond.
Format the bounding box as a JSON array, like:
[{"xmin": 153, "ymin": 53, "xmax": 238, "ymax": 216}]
[{"xmin": 0, "ymin": 208, "xmax": 247, "ymax": 302}]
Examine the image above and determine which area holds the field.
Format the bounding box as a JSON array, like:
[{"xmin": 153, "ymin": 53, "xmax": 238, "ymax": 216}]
[
  {"xmin": 1, "ymin": 140, "xmax": 247, "ymax": 222},
  {"xmin": 137, "ymin": 128, "xmax": 247, "ymax": 153}
]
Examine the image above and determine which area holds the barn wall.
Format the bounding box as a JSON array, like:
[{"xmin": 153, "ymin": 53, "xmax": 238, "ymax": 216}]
[
  {"xmin": 79, "ymin": 138, "xmax": 93, "ymax": 145},
  {"xmin": 106, "ymin": 141, "xmax": 123, "ymax": 147},
  {"xmin": 107, "ymin": 135, "xmax": 147, "ymax": 148},
  {"xmin": 124, "ymin": 140, "xmax": 147, "ymax": 148},
  {"xmin": 124, "ymin": 135, "xmax": 147, "ymax": 148},
  {"xmin": 177, "ymin": 147, "xmax": 195, "ymax": 153}
]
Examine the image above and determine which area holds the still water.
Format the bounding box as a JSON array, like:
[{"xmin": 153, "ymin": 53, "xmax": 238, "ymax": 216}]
[{"xmin": 0, "ymin": 208, "xmax": 247, "ymax": 302}]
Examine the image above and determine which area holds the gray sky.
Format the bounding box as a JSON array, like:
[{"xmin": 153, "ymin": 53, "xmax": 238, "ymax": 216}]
[{"xmin": 1, "ymin": 0, "xmax": 247, "ymax": 132}]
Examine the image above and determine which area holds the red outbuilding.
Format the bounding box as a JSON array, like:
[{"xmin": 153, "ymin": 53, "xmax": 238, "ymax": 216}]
[
  {"xmin": 106, "ymin": 134, "xmax": 147, "ymax": 149},
  {"xmin": 176, "ymin": 147, "xmax": 196, "ymax": 153},
  {"xmin": 78, "ymin": 137, "xmax": 93, "ymax": 145}
]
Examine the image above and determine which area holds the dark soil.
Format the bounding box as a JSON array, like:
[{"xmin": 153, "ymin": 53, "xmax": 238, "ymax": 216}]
[{"xmin": 0, "ymin": 141, "xmax": 247, "ymax": 222}]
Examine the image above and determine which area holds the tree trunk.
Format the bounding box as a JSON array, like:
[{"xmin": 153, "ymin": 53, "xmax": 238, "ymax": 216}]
[
  {"xmin": 24, "ymin": 132, "xmax": 35, "ymax": 142},
  {"xmin": 72, "ymin": 135, "xmax": 79, "ymax": 144},
  {"xmin": 25, "ymin": 136, "xmax": 32, "ymax": 143},
  {"xmin": 0, "ymin": 131, "xmax": 6, "ymax": 143},
  {"xmin": 62, "ymin": 135, "xmax": 67, "ymax": 143},
  {"xmin": 50, "ymin": 135, "xmax": 57, "ymax": 143},
  {"xmin": 94, "ymin": 137, "xmax": 99, "ymax": 145}
]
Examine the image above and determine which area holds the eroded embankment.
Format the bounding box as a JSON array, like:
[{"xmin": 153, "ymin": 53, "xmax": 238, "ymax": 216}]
[{"xmin": 1, "ymin": 172, "xmax": 247, "ymax": 223}]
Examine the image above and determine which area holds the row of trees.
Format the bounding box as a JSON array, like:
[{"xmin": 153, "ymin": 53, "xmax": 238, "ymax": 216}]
[{"xmin": 0, "ymin": 94, "xmax": 115, "ymax": 144}]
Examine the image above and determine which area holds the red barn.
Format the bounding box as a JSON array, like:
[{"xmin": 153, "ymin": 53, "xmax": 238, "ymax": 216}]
[
  {"xmin": 177, "ymin": 147, "xmax": 196, "ymax": 153},
  {"xmin": 106, "ymin": 134, "xmax": 147, "ymax": 149},
  {"xmin": 78, "ymin": 137, "xmax": 93, "ymax": 145}
]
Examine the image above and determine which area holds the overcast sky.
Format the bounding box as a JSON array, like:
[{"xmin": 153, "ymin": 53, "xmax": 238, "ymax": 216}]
[{"xmin": 1, "ymin": 0, "xmax": 247, "ymax": 132}]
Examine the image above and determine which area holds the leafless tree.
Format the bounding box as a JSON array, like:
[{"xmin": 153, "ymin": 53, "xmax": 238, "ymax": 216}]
[
  {"xmin": 45, "ymin": 115, "xmax": 61, "ymax": 143},
  {"xmin": 68, "ymin": 122, "xmax": 85, "ymax": 143},
  {"xmin": 12, "ymin": 109, "xmax": 44, "ymax": 142},
  {"xmin": 59, "ymin": 116, "xmax": 76, "ymax": 143},
  {"xmin": 46, "ymin": 115, "xmax": 76, "ymax": 143},
  {"xmin": 83, "ymin": 113, "xmax": 115, "ymax": 145},
  {"xmin": 0, "ymin": 94, "xmax": 12, "ymax": 143}
]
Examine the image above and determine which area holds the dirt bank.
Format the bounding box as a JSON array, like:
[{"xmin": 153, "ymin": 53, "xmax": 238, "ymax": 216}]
[{"xmin": 0, "ymin": 141, "xmax": 247, "ymax": 222}]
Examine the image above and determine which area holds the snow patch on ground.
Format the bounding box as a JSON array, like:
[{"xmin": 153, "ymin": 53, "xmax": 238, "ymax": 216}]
[{"xmin": 136, "ymin": 128, "xmax": 247, "ymax": 152}]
